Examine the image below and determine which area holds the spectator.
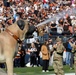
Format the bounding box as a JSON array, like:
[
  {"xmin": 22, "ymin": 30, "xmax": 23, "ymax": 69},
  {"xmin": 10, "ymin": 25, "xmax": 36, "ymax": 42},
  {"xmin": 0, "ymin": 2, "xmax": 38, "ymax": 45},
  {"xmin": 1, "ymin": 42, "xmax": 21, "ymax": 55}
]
[
  {"xmin": 48, "ymin": 38, "xmax": 53, "ymax": 66},
  {"xmin": 33, "ymin": 28, "xmax": 38, "ymax": 41},
  {"xmin": 20, "ymin": 43, "xmax": 26, "ymax": 67},
  {"xmin": 38, "ymin": 27, "xmax": 44, "ymax": 42},
  {"xmin": 35, "ymin": 39, "xmax": 42, "ymax": 66},
  {"xmin": 57, "ymin": 18, "xmax": 64, "ymax": 35},
  {"xmin": 62, "ymin": 34, "xmax": 68, "ymax": 43},
  {"xmin": 43, "ymin": 30, "xmax": 49, "ymax": 41},
  {"xmin": 14, "ymin": 46, "xmax": 21, "ymax": 67},
  {"xmin": 65, "ymin": 37, "xmax": 73, "ymax": 68},
  {"xmin": 57, "ymin": 23, "xmax": 63, "ymax": 35},
  {"xmin": 63, "ymin": 21, "xmax": 71, "ymax": 35},
  {"xmin": 50, "ymin": 22, "xmax": 57, "ymax": 35},
  {"xmin": 41, "ymin": 40, "xmax": 50, "ymax": 72},
  {"xmin": 29, "ymin": 42, "xmax": 37, "ymax": 67}
]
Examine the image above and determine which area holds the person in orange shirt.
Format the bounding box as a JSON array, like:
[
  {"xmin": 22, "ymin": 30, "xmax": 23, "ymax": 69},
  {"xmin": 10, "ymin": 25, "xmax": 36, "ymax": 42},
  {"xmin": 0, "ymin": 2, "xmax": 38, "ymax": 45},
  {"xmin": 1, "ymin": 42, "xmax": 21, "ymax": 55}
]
[{"xmin": 41, "ymin": 40, "xmax": 50, "ymax": 72}]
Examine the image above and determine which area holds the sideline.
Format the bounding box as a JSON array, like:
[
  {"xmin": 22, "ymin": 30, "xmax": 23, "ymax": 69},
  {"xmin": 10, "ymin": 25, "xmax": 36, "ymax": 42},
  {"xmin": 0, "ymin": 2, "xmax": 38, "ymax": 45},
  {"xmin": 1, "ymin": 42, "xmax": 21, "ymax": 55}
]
[
  {"xmin": 48, "ymin": 73, "xmax": 75, "ymax": 75},
  {"xmin": 37, "ymin": 73, "xmax": 75, "ymax": 75}
]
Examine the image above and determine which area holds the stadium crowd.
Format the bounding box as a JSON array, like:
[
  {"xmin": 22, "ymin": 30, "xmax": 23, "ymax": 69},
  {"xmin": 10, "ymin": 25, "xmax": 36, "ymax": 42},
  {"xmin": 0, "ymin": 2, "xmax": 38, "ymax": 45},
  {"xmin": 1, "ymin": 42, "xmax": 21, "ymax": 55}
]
[{"xmin": 0, "ymin": 0, "xmax": 76, "ymax": 73}]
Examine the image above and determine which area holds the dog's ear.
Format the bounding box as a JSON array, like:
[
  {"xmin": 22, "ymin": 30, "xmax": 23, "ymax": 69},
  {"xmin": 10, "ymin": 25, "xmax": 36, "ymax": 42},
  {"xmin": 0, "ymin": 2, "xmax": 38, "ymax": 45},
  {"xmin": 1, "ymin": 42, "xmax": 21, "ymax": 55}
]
[
  {"xmin": 17, "ymin": 20, "xmax": 25, "ymax": 30},
  {"xmin": 25, "ymin": 25, "xmax": 36, "ymax": 38}
]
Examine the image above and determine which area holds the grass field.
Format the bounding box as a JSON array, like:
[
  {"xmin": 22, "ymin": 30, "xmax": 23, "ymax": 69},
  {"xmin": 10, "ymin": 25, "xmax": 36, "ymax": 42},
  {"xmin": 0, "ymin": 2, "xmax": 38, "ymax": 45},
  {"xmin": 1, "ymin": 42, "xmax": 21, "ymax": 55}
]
[{"xmin": 13, "ymin": 65, "xmax": 75, "ymax": 75}]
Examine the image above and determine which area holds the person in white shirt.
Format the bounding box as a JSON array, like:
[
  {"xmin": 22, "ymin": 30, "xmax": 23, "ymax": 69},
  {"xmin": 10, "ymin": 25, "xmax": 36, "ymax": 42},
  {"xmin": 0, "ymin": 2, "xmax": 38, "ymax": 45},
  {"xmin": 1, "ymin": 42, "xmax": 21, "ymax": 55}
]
[{"xmin": 29, "ymin": 42, "xmax": 37, "ymax": 67}]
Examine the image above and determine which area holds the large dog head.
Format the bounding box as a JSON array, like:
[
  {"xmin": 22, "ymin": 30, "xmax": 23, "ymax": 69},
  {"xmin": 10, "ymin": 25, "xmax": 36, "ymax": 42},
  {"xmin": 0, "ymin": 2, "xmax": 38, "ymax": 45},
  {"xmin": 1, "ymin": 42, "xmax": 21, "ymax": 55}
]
[
  {"xmin": 17, "ymin": 19, "xmax": 36, "ymax": 40},
  {"xmin": 17, "ymin": 19, "xmax": 29, "ymax": 41},
  {"xmin": 7, "ymin": 19, "xmax": 35, "ymax": 41}
]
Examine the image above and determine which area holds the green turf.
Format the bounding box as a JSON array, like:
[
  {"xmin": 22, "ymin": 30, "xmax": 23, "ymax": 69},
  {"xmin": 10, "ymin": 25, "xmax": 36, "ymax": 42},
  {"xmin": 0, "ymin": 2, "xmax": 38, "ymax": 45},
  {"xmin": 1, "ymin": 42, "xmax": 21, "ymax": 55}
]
[{"xmin": 13, "ymin": 65, "xmax": 75, "ymax": 75}]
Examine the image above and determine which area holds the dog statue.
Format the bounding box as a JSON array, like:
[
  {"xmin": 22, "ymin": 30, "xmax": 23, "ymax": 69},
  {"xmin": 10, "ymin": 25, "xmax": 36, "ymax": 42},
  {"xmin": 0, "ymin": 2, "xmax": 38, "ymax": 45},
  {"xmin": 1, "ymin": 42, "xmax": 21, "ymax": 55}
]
[{"xmin": 0, "ymin": 19, "xmax": 33, "ymax": 75}]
